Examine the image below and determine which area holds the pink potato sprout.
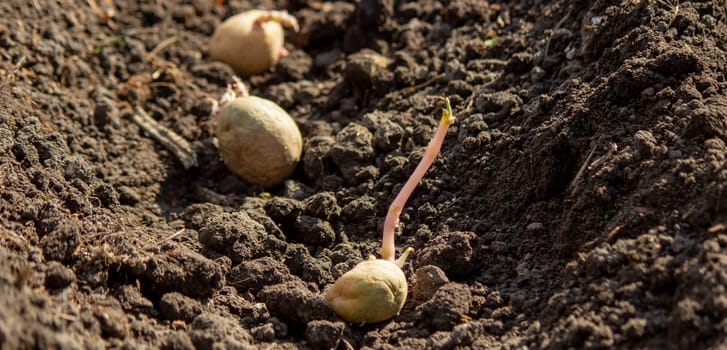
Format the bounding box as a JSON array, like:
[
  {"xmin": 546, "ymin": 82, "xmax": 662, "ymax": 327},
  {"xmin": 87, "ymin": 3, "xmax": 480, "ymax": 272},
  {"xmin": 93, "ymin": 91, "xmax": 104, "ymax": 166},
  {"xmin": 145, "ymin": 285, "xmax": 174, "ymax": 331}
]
[{"xmin": 325, "ymin": 98, "xmax": 456, "ymax": 324}]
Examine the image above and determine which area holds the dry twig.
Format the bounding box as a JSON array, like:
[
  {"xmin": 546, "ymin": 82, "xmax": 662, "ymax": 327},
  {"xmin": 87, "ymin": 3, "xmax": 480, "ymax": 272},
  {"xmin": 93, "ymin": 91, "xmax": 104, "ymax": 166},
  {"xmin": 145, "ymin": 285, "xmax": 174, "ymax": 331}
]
[{"xmin": 131, "ymin": 106, "xmax": 198, "ymax": 169}]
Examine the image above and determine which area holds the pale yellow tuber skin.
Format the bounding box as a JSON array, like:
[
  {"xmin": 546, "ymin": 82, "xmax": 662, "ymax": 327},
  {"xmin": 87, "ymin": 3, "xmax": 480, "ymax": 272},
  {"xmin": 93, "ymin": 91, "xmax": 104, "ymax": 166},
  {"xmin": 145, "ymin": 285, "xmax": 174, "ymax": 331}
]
[
  {"xmin": 325, "ymin": 255, "xmax": 411, "ymax": 324},
  {"xmin": 213, "ymin": 77, "xmax": 303, "ymax": 188},
  {"xmin": 325, "ymin": 99, "xmax": 456, "ymax": 324},
  {"xmin": 209, "ymin": 10, "xmax": 299, "ymax": 76}
]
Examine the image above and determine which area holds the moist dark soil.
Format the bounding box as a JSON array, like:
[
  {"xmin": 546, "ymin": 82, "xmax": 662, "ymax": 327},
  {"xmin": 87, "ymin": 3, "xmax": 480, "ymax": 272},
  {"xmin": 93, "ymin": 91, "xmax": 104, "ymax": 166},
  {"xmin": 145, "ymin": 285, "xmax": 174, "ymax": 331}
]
[{"xmin": 2, "ymin": 0, "xmax": 727, "ymax": 349}]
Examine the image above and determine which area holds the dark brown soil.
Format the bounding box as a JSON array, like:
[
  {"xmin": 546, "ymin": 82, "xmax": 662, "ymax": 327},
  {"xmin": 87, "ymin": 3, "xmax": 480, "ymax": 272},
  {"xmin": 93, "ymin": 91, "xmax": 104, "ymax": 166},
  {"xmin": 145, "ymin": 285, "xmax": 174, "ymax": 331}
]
[{"xmin": 2, "ymin": 0, "xmax": 727, "ymax": 349}]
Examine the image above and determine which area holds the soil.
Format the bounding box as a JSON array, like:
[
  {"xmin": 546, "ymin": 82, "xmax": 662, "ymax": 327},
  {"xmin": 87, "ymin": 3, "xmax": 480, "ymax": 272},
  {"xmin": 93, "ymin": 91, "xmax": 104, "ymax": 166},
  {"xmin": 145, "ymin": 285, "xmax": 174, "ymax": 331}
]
[{"xmin": 1, "ymin": 0, "xmax": 727, "ymax": 349}]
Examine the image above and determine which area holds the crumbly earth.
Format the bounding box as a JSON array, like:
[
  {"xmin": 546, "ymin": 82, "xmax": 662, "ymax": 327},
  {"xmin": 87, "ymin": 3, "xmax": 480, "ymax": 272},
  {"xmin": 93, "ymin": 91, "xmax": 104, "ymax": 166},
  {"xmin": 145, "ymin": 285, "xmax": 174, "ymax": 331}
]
[{"xmin": 1, "ymin": 0, "xmax": 727, "ymax": 349}]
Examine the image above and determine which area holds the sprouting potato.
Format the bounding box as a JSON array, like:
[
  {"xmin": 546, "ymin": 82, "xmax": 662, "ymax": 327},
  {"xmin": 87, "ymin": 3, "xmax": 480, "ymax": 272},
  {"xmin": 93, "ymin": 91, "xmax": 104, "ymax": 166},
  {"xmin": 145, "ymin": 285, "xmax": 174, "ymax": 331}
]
[
  {"xmin": 325, "ymin": 257, "xmax": 409, "ymax": 324},
  {"xmin": 211, "ymin": 77, "xmax": 302, "ymax": 188},
  {"xmin": 325, "ymin": 99, "xmax": 456, "ymax": 324},
  {"xmin": 209, "ymin": 10, "xmax": 299, "ymax": 76}
]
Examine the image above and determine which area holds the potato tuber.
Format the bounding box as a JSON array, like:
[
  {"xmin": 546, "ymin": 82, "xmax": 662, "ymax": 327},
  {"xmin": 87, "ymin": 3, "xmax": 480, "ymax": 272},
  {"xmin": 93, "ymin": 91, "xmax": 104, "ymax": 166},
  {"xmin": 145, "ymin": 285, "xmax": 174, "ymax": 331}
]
[
  {"xmin": 209, "ymin": 10, "xmax": 299, "ymax": 76},
  {"xmin": 212, "ymin": 77, "xmax": 303, "ymax": 188}
]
